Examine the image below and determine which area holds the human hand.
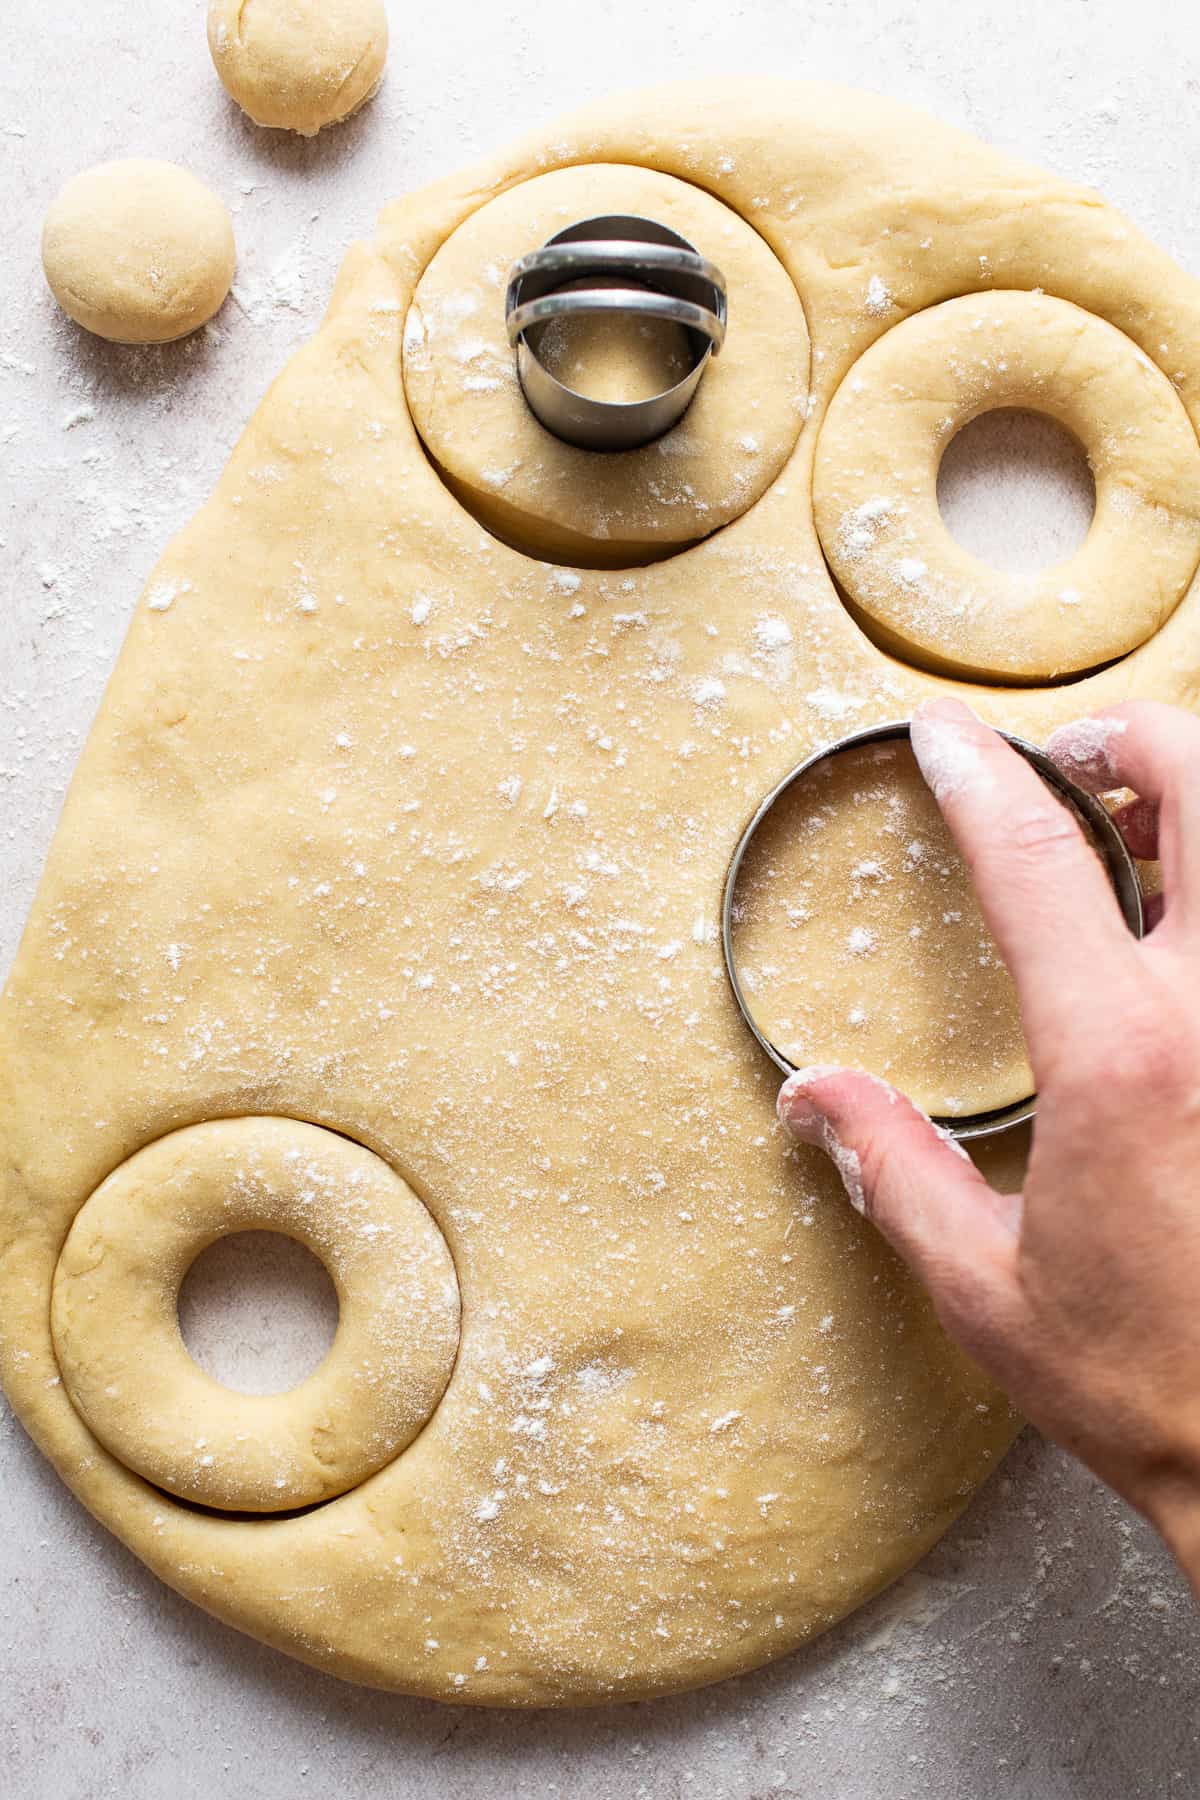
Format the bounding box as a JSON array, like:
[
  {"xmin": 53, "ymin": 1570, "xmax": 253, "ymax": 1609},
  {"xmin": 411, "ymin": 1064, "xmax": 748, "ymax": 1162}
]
[{"xmin": 776, "ymin": 697, "xmax": 1200, "ymax": 1594}]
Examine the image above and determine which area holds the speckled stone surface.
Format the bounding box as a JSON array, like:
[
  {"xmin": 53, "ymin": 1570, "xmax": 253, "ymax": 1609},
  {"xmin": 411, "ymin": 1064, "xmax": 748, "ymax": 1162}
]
[{"xmin": 0, "ymin": 1, "xmax": 1197, "ymax": 1795}]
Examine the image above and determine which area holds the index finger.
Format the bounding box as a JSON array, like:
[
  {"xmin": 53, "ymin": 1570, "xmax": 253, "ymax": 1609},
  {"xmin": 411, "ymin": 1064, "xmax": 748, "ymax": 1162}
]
[
  {"xmin": 910, "ymin": 697, "xmax": 1141, "ymax": 1045},
  {"xmin": 1047, "ymin": 699, "xmax": 1200, "ymax": 932}
]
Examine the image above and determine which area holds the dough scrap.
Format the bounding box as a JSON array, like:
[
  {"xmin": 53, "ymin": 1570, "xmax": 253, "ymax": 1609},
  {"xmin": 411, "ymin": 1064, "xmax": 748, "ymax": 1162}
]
[
  {"xmin": 731, "ymin": 740, "xmax": 1034, "ymax": 1118},
  {"xmin": 207, "ymin": 0, "xmax": 388, "ymax": 137},
  {"xmin": 5, "ymin": 80, "xmax": 1200, "ymax": 1706},
  {"xmin": 41, "ymin": 160, "xmax": 235, "ymax": 345}
]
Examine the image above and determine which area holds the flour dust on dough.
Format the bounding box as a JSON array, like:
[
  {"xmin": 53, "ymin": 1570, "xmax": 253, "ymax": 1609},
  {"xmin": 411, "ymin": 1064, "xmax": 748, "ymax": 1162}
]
[{"xmin": 4, "ymin": 81, "xmax": 1200, "ymax": 1706}]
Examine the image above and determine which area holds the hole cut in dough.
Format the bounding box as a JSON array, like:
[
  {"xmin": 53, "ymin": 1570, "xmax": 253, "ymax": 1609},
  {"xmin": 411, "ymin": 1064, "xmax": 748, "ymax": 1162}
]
[
  {"xmin": 938, "ymin": 408, "xmax": 1096, "ymax": 576},
  {"xmin": 403, "ymin": 164, "xmax": 810, "ymax": 568},
  {"xmin": 730, "ymin": 739, "xmax": 1034, "ymax": 1119},
  {"xmin": 178, "ymin": 1229, "xmax": 340, "ymax": 1396}
]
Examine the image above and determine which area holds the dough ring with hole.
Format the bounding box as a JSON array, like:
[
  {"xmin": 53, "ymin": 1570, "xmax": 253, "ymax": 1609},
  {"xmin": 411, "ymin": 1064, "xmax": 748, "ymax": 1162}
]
[
  {"xmin": 814, "ymin": 291, "xmax": 1200, "ymax": 681},
  {"xmin": 4, "ymin": 81, "xmax": 1200, "ymax": 1706},
  {"xmin": 51, "ymin": 1118, "xmax": 461, "ymax": 1512}
]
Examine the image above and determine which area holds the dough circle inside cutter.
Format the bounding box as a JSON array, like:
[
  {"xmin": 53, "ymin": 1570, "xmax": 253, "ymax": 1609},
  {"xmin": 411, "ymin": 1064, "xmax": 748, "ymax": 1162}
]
[
  {"xmin": 729, "ymin": 737, "xmax": 1035, "ymax": 1119},
  {"xmin": 814, "ymin": 290, "xmax": 1200, "ymax": 682},
  {"xmin": 50, "ymin": 1118, "xmax": 461, "ymax": 1512},
  {"xmin": 403, "ymin": 164, "xmax": 810, "ymax": 567}
]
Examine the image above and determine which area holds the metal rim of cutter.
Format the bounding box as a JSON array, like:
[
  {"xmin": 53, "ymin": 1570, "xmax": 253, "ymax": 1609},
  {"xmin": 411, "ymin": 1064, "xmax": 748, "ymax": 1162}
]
[
  {"xmin": 721, "ymin": 718, "xmax": 1146, "ymax": 1144},
  {"xmin": 504, "ymin": 215, "xmax": 729, "ymax": 453}
]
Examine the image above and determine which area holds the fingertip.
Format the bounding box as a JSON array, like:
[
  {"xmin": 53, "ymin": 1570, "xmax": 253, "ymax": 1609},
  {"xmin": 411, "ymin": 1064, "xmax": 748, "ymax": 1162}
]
[
  {"xmin": 1045, "ymin": 713, "xmax": 1129, "ymax": 794},
  {"xmin": 776, "ymin": 1064, "xmax": 847, "ymax": 1142},
  {"xmin": 910, "ymin": 697, "xmax": 996, "ymax": 806}
]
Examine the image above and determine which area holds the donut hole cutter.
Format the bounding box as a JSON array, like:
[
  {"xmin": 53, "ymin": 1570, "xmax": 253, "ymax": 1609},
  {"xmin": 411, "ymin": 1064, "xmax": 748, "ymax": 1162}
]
[
  {"xmin": 722, "ymin": 719, "xmax": 1144, "ymax": 1143},
  {"xmin": 505, "ymin": 215, "xmax": 728, "ymax": 452}
]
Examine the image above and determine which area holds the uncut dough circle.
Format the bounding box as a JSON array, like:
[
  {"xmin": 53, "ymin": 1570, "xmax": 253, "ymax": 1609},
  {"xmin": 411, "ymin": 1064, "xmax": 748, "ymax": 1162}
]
[
  {"xmin": 731, "ymin": 740, "xmax": 1033, "ymax": 1118},
  {"xmin": 51, "ymin": 1119, "xmax": 460, "ymax": 1512},
  {"xmin": 207, "ymin": 0, "xmax": 388, "ymax": 136},
  {"xmin": 403, "ymin": 164, "xmax": 810, "ymax": 566},
  {"xmin": 41, "ymin": 160, "xmax": 236, "ymax": 345},
  {"xmin": 814, "ymin": 291, "xmax": 1200, "ymax": 681}
]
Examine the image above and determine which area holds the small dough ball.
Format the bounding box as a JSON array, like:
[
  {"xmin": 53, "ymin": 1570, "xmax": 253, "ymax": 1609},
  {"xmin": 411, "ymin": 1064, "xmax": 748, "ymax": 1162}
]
[
  {"xmin": 42, "ymin": 160, "xmax": 236, "ymax": 346},
  {"xmin": 207, "ymin": 0, "xmax": 389, "ymax": 136},
  {"xmin": 731, "ymin": 740, "xmax": 1035, "ymax": 1119}
]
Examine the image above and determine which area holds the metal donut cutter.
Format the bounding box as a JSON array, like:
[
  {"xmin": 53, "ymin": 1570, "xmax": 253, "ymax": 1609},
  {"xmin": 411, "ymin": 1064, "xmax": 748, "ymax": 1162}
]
[
  {"xmin": 505, "ymin": 215, "xmax": 729, "ymax": 452},
  {"xmin": 722, "ymin": 719, "xmax": 1145, "ymax": 1143}
]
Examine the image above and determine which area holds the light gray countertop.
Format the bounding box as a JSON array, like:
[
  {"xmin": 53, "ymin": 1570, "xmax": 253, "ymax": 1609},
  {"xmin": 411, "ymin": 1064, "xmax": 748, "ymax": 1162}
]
[{"xmin": 1, "ymin": 2, "xmax": 1197, "ymax": 1795}]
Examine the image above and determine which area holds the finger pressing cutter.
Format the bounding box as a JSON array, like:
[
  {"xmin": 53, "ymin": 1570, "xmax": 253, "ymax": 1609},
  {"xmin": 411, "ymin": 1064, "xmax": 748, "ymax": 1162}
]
[{"xmin": 505, "ymin": 215, "xmax": 728, "ymax": 452}]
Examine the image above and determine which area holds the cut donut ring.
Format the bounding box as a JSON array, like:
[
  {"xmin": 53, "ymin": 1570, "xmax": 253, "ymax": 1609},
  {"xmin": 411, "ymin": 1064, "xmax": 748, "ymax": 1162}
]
[
  {"xmin": 51, "ymin": 1118, "xmax": 460, "ymax": 1512},
  {"xmin": 814, "ymin": 291, "xmax": 1200, "ymax": 683}
]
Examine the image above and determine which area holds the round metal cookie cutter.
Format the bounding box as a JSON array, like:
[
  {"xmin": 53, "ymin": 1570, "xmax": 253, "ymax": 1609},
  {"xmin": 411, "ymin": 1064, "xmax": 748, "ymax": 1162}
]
[
  {"xmin": 722, "ymin": 718, "xmax": 1145, "ymax": 1143},
  {"xmin": 505, "ymin": 214, "xmax": 729, "ymax": 452}
]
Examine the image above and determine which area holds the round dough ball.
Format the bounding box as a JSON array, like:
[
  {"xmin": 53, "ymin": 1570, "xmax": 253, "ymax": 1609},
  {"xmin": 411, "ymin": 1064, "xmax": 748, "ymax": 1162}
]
[
  {"xmin": 42, "ymin": 160, "xmax": 236, "ymax": 346},
  {"xmin": 207, "ymin": 0, "xmax": 389, "ymax": 136}
]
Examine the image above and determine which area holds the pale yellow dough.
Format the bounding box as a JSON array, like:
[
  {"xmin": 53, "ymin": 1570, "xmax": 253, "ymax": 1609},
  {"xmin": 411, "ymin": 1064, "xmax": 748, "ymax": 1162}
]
[
  {"xmin": 4, "ymin": 81, "xmax": 1200, "ymax": 1706},
  {"xmin": 732, "ymin": 742, "xmax": 1034, "ymax": 1119},
  {"xmin": 42, "ymin": 160, "xmax": 235, "ymax": 345},
  {"xmin": 207, "ymin": 0, "xmax": 388, "ymax": 137}
]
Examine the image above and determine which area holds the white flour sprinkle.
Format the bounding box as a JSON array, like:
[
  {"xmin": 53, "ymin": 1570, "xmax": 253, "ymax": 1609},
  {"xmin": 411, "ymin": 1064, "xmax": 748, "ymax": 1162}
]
[
  {"xmin": 847, "ymin": 926, "xmax": 876, "ymax": 955},
  {"xmin": 754, "ymin": 614, "xmax": 793, "ymax": 652},
  {"xmin": 864, "ymin": 274, "xmax": 895, "ymax": 316},
  {"xmin": 838, "ymin": 496, "xmax": 894, "ymax": 558},
  {"xmin": 692, "ymin": 677, "xmax": 726, "ymax": 706},
  {"xmin": 146, "ymin": 580, "xmax": 186, "ymax": 612}
]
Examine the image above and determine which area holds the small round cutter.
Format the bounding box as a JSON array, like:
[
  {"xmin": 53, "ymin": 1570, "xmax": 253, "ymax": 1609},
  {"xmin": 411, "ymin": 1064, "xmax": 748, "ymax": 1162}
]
[{"xmin": 505, "ymin": 214, "xmax": 728, "ymax": 453}]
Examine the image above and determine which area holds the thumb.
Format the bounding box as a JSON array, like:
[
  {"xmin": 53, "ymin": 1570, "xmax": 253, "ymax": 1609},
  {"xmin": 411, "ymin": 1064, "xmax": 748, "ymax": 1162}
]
[{"xmin": 777, "ymin": 1065, "xmax": 1022, "ymax": 1353}]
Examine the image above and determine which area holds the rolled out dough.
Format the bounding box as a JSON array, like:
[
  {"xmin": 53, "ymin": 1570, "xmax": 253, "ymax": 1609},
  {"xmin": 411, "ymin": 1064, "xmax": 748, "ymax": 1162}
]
[{"xmin": 3, "ymin": 80, "xmax": 1200, "ymax": 1706}]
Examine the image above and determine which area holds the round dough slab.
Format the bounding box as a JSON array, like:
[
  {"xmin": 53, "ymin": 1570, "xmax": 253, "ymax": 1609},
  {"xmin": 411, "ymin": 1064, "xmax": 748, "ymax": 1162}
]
[
  {"xmin": 207, "ymin": 0, "xmax": 388, "ymax": 137},
  {"xmin": 731, "ymin": 739, "xmax": 1033, "ymax": 1118},
  {"xmin": 403, "ymin": 163, "xmax": 811, "ymax": 566},
  {"xmin": 5, "ymin": 80, "xmax": 1200, "ymax": 1706}
]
